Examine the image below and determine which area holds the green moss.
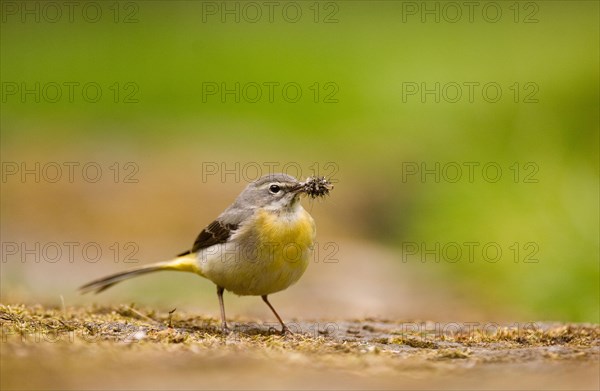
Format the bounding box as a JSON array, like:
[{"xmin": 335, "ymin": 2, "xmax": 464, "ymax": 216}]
[
  {"xmin": 390, "ymin": 337, "xmax": 438, "ymax": 349},
  {"xmin": 1, "ymin": 304, "xmax": 598, "ymax": 366}
]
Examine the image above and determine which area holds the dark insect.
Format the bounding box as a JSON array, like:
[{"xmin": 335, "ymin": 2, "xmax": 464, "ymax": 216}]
[{"xmin": 302, "ymin": 176, "xmax": 334, "ymax": 199}]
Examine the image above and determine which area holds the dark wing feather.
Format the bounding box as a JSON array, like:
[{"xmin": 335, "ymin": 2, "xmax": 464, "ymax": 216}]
[{"xmin": 177, "ymin": 220, "xmax": 238, "ymax": 256}]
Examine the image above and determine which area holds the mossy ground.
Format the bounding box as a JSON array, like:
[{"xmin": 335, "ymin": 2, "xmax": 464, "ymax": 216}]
[{"xmin": 1, "ymin": 304, "xmax": 599, "ymax": 390}]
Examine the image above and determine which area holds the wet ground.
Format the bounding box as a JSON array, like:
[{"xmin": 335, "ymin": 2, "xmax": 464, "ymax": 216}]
[{"xmin": 1, "ymin": 304, "xmax": 598, "ymax": 390}]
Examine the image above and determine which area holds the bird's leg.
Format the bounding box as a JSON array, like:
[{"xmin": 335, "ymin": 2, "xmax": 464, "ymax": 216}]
[
  {"xmin": 261, "ymin": 295, "xmax": 292, "ymax": 335},
  {"xmin": 217, "ymin": 286, "xmax": 229, "ymax": 333}
]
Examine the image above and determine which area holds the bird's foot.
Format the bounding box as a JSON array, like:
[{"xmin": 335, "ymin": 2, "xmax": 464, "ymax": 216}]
[{"xmin": 221, "ymin": 323, "xmax": 231, "ymax": 335}]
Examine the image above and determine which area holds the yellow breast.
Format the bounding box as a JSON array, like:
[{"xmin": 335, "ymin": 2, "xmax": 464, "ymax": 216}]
[
  {"xmin": 254, "ymin": 208, "xmax": 316, "ymax": 255},
  {"xmin": 251, "ymin": 208, "xmax": 315, "ymax": 292},
  {"xmin": 200, "ymin": 206, "xmax": 316, "ymax": 296}
]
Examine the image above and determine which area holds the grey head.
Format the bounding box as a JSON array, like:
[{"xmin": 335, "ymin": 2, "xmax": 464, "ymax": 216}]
[{"xmin": 218, "ymin": 173, "xmax": 304, "ymax": 224}]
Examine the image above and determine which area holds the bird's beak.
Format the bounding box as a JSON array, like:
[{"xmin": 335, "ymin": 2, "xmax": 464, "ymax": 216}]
[{"xmin": 290, "ymin": 183, "xmax": 306, "ymax": 194}]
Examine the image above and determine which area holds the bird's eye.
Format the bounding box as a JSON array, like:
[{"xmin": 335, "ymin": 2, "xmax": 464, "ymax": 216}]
[{"xmin": 269, "ymin": 184, "xmax": 281, "ymax": 194}]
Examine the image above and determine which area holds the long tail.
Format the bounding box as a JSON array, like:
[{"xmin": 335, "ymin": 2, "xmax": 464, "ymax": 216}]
[{"xmin": 79, "ymin": 253, "xmax": 200, "ymax": 294}]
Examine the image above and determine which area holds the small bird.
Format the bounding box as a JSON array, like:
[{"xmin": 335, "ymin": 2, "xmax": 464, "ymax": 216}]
[{"xmin": 80, "ymin": 173, "xmax": 332, "ymax": 334}]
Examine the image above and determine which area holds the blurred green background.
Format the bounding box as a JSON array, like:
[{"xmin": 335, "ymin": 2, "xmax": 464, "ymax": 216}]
[{"xmin": 1, "ymin": 1, "xmax": 598, "ymax": 322}]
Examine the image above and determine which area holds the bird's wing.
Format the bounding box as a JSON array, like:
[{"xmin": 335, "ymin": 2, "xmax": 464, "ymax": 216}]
[{"xmin": 177, "ymin": 220, "xmax": 239, "ymax": 256}]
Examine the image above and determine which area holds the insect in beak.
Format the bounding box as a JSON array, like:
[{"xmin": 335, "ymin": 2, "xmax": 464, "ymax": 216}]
[{"xmin": 298, "ymin": 177, "xmax": 334, "ymax": 199}]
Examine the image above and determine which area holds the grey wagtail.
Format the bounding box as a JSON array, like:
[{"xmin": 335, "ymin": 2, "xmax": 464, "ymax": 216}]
[{"xmin": 80, "ymin": 173, "xmax": 333, "ymax": 334}]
